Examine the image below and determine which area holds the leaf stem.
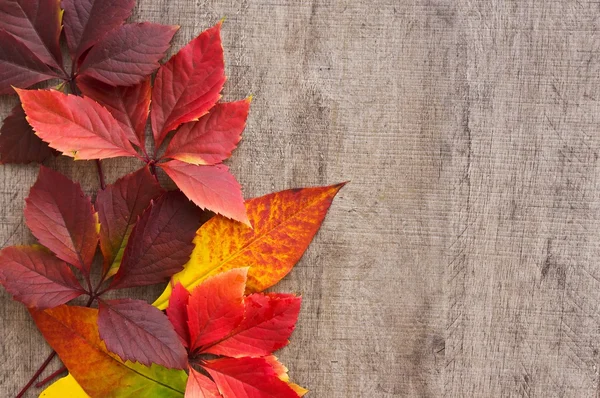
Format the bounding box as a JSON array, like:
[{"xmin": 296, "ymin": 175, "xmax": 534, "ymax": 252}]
[
  {"xmin": 15, "ymin": 351, "xmax": 56, "ymax": 398},
  {"xmin": 35, "ymin": 366, "xmax": 67, "ymax": 388},
  {"xmin": 96, "ymin": 159, "xmax": 106, "ymax": 190}
]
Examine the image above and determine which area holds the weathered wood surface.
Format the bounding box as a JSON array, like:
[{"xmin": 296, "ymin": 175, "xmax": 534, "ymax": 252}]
[{"xmin": 3, "ymin": 0, "xmax": 600, "ymax": 396}]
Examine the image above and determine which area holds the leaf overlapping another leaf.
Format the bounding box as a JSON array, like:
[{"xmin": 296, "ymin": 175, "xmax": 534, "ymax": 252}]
[{"xmin": 0, "ymin": 104, "xmax": 54, "ymax": 163}]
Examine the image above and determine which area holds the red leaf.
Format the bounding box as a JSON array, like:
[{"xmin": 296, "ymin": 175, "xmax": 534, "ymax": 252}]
[
  {"xmin": 109, "ymin": 191, "xmax": 203, "ymax": 289},
  {"xmin": 0, "ymin": 0, "xmax": 64, "ymax": 69},
  {"xmin": 62, "ymin": 0, "xmax": 135, "ymax": 60},
  {"xmin": 203, "ymin": 293, "xmax": 301, "ymax": 358},
  {"xmin": 186, "ymin": 366, "xmax": 222, "ymax": 398},
  {"xmin": 0, "ymin": 30, "xmax": 57, "ymax": 94},
  {"xmin": 151, "ymin": 22, "xmax": 225, "ymax": 149},
  {"xmin": 96, "ymin": 167, "xmax": 163, "ymax": 278},
  {"xmin": 98, "ymin": 298, "xmax": 187, "ymax": 369},
  {"xmin": 167, "ymin": 282, "xmax": 191, "ymax": 348},
  {"xmin": 0, "ymin": 245, "xmax": 84, "ymax": 309},
  {"xmin": 202, "ymin": 357, "xmax": 299, "ymax": 398},
  {"xmin": 77, "ymin": 75, "xmax": 151, "ymax": 147},
  {"xmin": 160, "ymin": 160, "xmax": 249, "ymax": 226},
  {"xmin": 187, "ymin": 268, "xmax": 247, "ymax": 352},
  {"xmin": 16, "ymin": 88, "xmax": 139, "ymax": 159},
  {"xmin": 164, "ymin": 99, "xmax": 251, "ymax": 165},
  {"xmin": 0, "ymin": 104, "xmax": 54, "ymax": 164},
  {"xmin": 24, "ymin": 166, "xmax": 98, "ymax": 276},
  {"xmin": 79, "ymin": 23, "xmax": 179, "ymax": 87}
]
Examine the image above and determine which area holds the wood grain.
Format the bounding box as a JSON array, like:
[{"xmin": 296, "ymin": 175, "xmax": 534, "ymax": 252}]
[{"xmin": 2, "ymin": 0, "xmax": 600, "ymax": 396}]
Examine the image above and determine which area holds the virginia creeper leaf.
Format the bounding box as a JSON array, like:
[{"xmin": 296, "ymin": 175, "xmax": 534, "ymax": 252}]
[
  {"xmin": 96, "ymin": 167, "xmax": 163, "ymax": 278},
  {"xmin": 0, "ymin": 104, "xmax": 54, "ymax": 163},
  {"xmin": 77, "ymin": 75, "xmax": 151, "ymax": 147},
  {"xmin": 154, "ymin": 184, "xmax": 345, "ymax": 309},
  {"xmin": 79, "ymin": 23, "xmax": 179, "ymax": 87},
  {"xmin": 159, "ymin": 160, "xmax": 249, "ymax": 226},
  {"xmin": 186, "ymin": 268, "xmax": 247, "ymax": 352},
  {"xmin": 264, "ymin": 356, "xmax": 308, "ymax": 397},
  {"xmin": 164, "ymin": 99, "xmax": 251, "ymax": 165},
  {"xmin": 16, "ymin": 88, "xmax": 139, "ymax": 159},
  {"xmin": 167, "ymin": 282, "xmax": 191, "ymax": 348},
  {"xmin": 98, "ymin": 298, "xmax": 188, "ymax": 369},
  {"xmin": 203, "ymin": 293, "xmax": 301, "ymax": 358},
  {"xmin": 62, "ymin": 0, "xmax": 135, "ymax": 60},
  {"xmin": 0, "ymin": 0, "xmax": 64, "ymax": 69},
  {"xmin": 151, "ymin": 22, "xmax": 225, "ymax": 149},
  {"xmin": 0, "ymin": 30, "xmax": 57, "ymax": 94},
  {"xmin": 24, "ymin": 166, "xmax": 98, "ymax": 276},
  {"xmin": 109, "ymin": 191, "xmax": 203, "ymax": 289},
  {"xmin": 40, "ymin": 374, "xmax": 89, "ymax": 398},
  {"xmin": 202, "ymin": 357, "xmax": 299, "ymax": 398},
  {"xmin": 0, "ymin": 245, "xmax": 84, "ymax": 309},
  {"xmin": 30, "ymin": 305, "xmax": 187, "ymax": 397},
  {"xmin": 186, "ymin": 367, "xmax": 222, "ymax": 398}
]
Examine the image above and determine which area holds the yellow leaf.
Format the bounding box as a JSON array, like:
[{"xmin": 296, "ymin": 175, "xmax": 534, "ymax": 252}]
[{"xmin": 39, "ymin": 374, "xmax": 89, "ymax": 398}]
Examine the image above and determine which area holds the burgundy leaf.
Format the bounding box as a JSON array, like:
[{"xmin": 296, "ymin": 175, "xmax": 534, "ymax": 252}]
[
  {"xmin": 109, "ymin": 191, "xmax": 203, "ymax": 289},
  {"xmin": 98, "ymin": 298, "xmax": 187, "ymax": 369},
  {"xmin": 167, "ymin": 282, "xmax": 191, "ymax": 348},
  {"xmin": 79, "ymin": 23, "xmax": 178, "ymax": 87},
  {"xmin": 0, "ymin": 104, "xmax": 54, "ymax": 164},
  {"xmin": 0, "ymin": 245, "xmax": 84, "ymax": 309},
  {"xmin": 96, "ymin": 167, "xmax": 163, "ymax": 278}
]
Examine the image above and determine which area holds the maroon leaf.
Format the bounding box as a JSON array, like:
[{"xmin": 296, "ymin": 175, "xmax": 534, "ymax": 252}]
[
  {"xmin": 166, "ymin": 282, "xmax": 191, "ymax": 348},
  {"xmin": 77, "ymin": 75, "xmax": 151, "ymax": 147},
  {"xmin": 0, "ymin": 29, "xmax": 58, "ymax": 94},
  {"xmin": 78, "ymin": 23, "xmax": 178, "ymax": 87},
  {"xmin": 98, "ymin": 298, "xmax": 187, "ymax": 369},
  {"xmin": 24, "ymin": 166, "xmax": 98, "ymax": 276},
  {"xmin": 109, "ymin": 191, "xmax": 203, "ymax": 289},
  {"xmin": 96, "ymin": 167, "xmax": 163, "ymax": 278},
  {"xmin": 164, "ymin": 99, "xmax": 251, "ymax": 166},
  {"xmin": 0, "ymin": 0, "xmax": 64, "ymax": 69},
  {"xmin": 0, "ymin": 245, "xmax": 84, "ymax": 309},
  {"xmin": 62, "ymin": 0, "xmax": 135, "ymax": 60},
  {"xmin": 0, "ymin": 104, "xmax": 54, "ymax": 164}
]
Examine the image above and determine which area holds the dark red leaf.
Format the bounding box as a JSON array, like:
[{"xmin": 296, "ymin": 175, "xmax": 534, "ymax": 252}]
[
  {"xmin": 151, "ymin": 22, "xmax": 225, "ymax": 149},
  {"xmin": 0, "ymin": 104, "xmax": 54, "ymax": 164},
  {"xmin": 62, "ymin": 0, "xmax": 135, "ymax": 60},
  {"xmin": 98, "ymin": 298, "xmax": 188, "ymax": 369},
  {"xmin": 0, "ymin": 30, "xmax": 57, "ymax": 94},
  {"xmin": 202, "ymin": 357, "xmax": 299, "ymax": 398},
  {"xmin": 96, "ymin": 167, "xmax": 163, "ymax": 278},
  {"xmin": 186, "ymin": 366, "xmax": 222, "ymax": 397},
  {"xmin": 77, "ymin": 75, "xmax": 151, "ymax": 147},
  {"xmin": 109, "ymin": 191, "xmax": 203, "ymax": 289},
  {"xmin": 0, "ymin": 245, "xmax": 84, "ymax": 309},
  {"xmin": 167, "ymin": 282, "xmax": 191, "ymax": 348},
  {"xmin": 203, "ymin": 293, "xmax": 301, "ymax": 358},
  {"xmin": 0, "ymin": 0, "xmax": 64, "ymax": 69},
  {"xmin": 24, "ymin": 166, "xmax": 98, "ymax": 276},
  {"xmin": 78, "ymin": 23, "xmax": 178, "ymax": 87},
  {"xmin": 164, "ymin": 99, "xmax": 251, "ymax": 165},
  {"xmin": 159, "ymin": 160, "xmax": 249, "ymax": 226}
]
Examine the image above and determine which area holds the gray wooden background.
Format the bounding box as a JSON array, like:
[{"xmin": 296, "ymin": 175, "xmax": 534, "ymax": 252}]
[{"xmin": 3, "ymin": 0, "xmax": 600, "ymax": 396}]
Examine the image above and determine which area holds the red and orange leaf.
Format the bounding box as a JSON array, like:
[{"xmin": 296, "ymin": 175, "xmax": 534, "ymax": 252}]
[
  {"xmin": 164, "ymin": 99, "xmax": 250, "ymax": 165},
  {"xmin": 62, "ymin": 0, "xmax": 135, "ymax": 60},
  {"xmin": 186, "ymin": 367, "xmax": 222, "ymax": 398},
  {"xmin": 167, "ymin": 282, "xmax": 191, "ymax": 348},
  {"xmin": 79, "ymin": 23, "xmax": 179, "ymax": 87},
  {"xmin": 0, "ymin": 245, "xmax": 84, "ymax": 309},
  {"xmin": 202, "ymin": 357, "xmax": 299, "ymax": 398},
  {"xmin": 77, "ymin": 76, "xmax": 151, "ymax": 147},
  {"xmin": 204, "ymin": 293, "xmax": 301, "ymax": 358},
  {"xmin": 263, "ymin": 356, "xmax": 308, "ymax": 397},
  {"xmin": 151, "ymin": 22, "xmax": 225, "ymax": 149},
  {"xmin": 98, "ymin": 298, "xmax": 188, "ymax": 369},
  {"xmin": 30, "ymin": 305, "xmax": 188, "ymax": 397},
  {"xmin": 0, "ymin": 0, "xmax": 64, "ymax": 69},
  {"xmin": 154, "ymin": 184, "xmax": 345, "ymax": 309},
  {"xmin": 96, "ymin": 167, "xmax": 163, "ymax": 277},
  {"xmin": 25, "ymin": 166, "xmax": 98, "ymax": 276},
  {"xmin": 16, "ymin": 88, "xmax": 139, "ymax": 159},
  {"xmin": 109, "ymin": 191, "xmax": 203, "ymax": 289},
  {"xmin": 0, "ymin": 104, "xmax": 54, "ymax": 164},
  {"xmin": 159, "ymin": 160, "xmax": 249, "ymax": 226},
  {"xmin": 186, "ymin": 268, "xmax": 247, "ymax": 352},
  {"xmin": 0, "ymin": 30, "xmax": 57, "ymax": 94}
]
